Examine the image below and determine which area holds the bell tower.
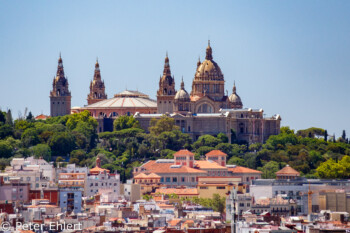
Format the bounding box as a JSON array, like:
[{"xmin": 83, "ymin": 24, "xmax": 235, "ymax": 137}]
[
  {"xmin": 50, "ymin": 54, "xmax": 71, "ymax": 117},
  {"xmin": 157, "ymin": 53, "xmax": 176, "ymax": 113},
  {"xmin": 87, "ymin": 59, "xmax": 107, "ymax": 105}
]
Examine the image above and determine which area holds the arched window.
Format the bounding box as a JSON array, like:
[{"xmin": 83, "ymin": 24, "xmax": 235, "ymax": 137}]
[
  {"xmin": 197, "ymin": 104, "xmax": 213, "ymax": 113},
  {"xmin": 57, "ymin": 89, "xmax": 61, "ymax": 96}
]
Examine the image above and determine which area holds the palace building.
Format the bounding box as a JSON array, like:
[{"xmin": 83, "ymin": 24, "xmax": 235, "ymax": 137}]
[{"xmin": 52, "ymin": 42, "xmax": 281, "ymax": 143}]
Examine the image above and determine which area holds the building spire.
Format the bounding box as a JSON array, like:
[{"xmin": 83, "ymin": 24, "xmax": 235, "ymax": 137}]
[
  {"xmin": 233, "ymin": 81, "xmax": 236, "ymax": 94},
  {"xmin": 56, "ymin": 53, "xmax": 64, "ymax": 77},
  {"xmin": 181, "ymin": 76, "xmax": 185, "ymax": 90},
  {"xmin": 205, "ymin": 40, "xmax": 213, "ymax": 60},
  {"xmin": 197, "ymin": 56, "xmax": 201, "ymax": 68},
  {"xmin": 163, "ymin": 52, "xmax": 171, "ymax": 76}
]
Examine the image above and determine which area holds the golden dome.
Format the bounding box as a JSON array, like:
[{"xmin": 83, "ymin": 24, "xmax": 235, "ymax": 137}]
[{"xmin": 194, "ymin": 41, "xmax": 224, "ymax": 81}]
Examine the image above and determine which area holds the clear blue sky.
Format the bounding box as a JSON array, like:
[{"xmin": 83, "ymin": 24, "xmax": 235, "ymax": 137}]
[{"xmin": 1, "ymin": 1, "xmax": 349, "ymax": 137}]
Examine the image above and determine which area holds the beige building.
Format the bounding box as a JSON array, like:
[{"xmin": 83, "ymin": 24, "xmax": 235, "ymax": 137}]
[
  {"xmin": 62, "ymin": 42, "xmax": 281, "ymax": 143},
  {"xmin": 319, "ymin": 190, "xmax": 350, "ymax": 212}
]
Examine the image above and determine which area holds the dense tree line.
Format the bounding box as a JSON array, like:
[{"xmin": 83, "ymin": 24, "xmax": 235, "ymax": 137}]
[{"xmin": 1, "ymin": 109, "xmax": 350, "ymax": 180}]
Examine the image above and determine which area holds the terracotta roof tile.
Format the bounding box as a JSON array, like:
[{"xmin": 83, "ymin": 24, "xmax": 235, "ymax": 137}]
[
  {"xmin": 195, "ymin": 161, "xmax": 227, "ymax": 170},
  {"xmin": 174, "ymin": 149, "xmax": 195, "ymax": 156},
  {"xmin": 154, "ymin": 188, "xmax": 198, "ymax": 196},
  {"xmin": 275, "ymin": 165, "xmax": 300, "ymax": 175},
  {"xmin": 227, "ymin": 166, "xmax": 262, "ymax": 174},
  {"xmin": 168, "ymin": 219, "xmax": 182, "ymax": 226},
  {"xmin": 205, "ymin": 150, "xmax": 227, "ymax": 156},
  {"xmin": 140, "ymin": 160, "xmax": 206, "ymax": 174}
]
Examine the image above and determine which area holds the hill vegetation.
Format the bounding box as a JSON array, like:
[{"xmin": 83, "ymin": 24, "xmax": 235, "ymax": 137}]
[{"xmin": 0, "ymin": 110, "xmax": 350, "ymax": 180}]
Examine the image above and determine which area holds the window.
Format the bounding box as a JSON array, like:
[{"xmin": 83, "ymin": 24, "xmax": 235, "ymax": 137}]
[
  {"xmin": 200, "ymin": 187, "xmax": 208, "ymax": 189},
  {"xmin": 172, "ymin": 177, "xmax": 177, "ymax": 183},
  {"xmin": 181, "ymin": 177, "xmax": 185, "ymax": 182},
  {"xmin": 239, "ymin": 203, "xmax": 244, "ymax": 207},
  {"xmin": 27, "ymin": 177, "xmax": 30, "ymax": 181},
  {"xmin": 191, "ymin": 177, "xmax": 195, "ymax": 182},
  {"xmin": 216, "ymin": 186, "xmax": 225, "ymax": 189},
  {"xmin": 166, "ymin": 177, "xmax": 171, "ymax": 182},
  {"xmin": 160, "ymin": 177, "xmax": 164, "ymax": 182}
]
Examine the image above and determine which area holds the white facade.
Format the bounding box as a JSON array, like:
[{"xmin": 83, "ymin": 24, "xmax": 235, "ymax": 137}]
[{"xmin": 85, "ymin": 172, "xmax": 120, "ymax": 197}]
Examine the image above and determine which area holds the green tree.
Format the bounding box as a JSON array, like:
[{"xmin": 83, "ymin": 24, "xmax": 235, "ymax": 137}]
[
  {"xmin": 316, "ymin": 158, "xmax": 345, "ymax": 179},
  {"xmin": 5, "ymin": 110, "xmax": 13, "ymax": 126},
  {"xmin": 21, "ymin": 128, "xmax": 40, "ymax": 147},
  {"xmin": 217, "ymin": 133, "xmax": 228, "ymax": 143},
  {"xmin": 113, "ymin": 115, "xmax": 140, "ymax": 131},
  {"xmin": 0, "ymin": 111, "xmax": 6, "ymax": 124},
  {"xmin": 258, "ymin": 161, "xmax": 282, "ymax": 178},
  {"xmin": 0, "ymin": 124, "xmax": 14, "ymax": 139},
  {"xmin": 0, "ymin": 140, "xmax": 13, "ymax": 158},
  {"xmin": 30, "ymin": 143, "xmax": 51, "ymax": 161},
  {"xmin": 149, "ymin": 116, "xmax": 179, "ymax": 135},
  {"xmin": 49, "ymin": 132, "xmax": 76, "ymax": 157},
  {"xmin": 193, "ymin": 135, "xmax": 220, "ymax": 149},
  {"xmin": 26, "ymin": 111, "xmax": 34, "ymax": 121}
]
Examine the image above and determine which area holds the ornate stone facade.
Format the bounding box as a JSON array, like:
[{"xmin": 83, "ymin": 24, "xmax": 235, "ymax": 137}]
[
  {"xmin": 62, "ymin": 41, "xmax": 281, "ymax": 142},
  {"xmin": 87, "ymin": 59, "xmax": 107, "ymax": 105},
  {"xmin": 157, "ymin": 41, "xmax": 243, "ymax": 114},
  {"xmin": 50, "ymin": 55, "xmax": 71, "ymax": 117},
  {"xmin": 157, "ymin": 53, "xmax": 176, "ymax": 114}
]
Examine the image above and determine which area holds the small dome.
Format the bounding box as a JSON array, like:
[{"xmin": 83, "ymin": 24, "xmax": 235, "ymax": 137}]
[
  {"xmin": 175, "ymin": 78, "xmax": 190, "ymax": 101},
  {"xmin": 229, "ymin": 82, "xmax": 243, "ymax": 108},
  {"xmin": 229, "ymin": 93, "xmax": 242, "ymax": 105},
  {"xmin": 175, "ymin": 89, "xmax": 190, "ymax": 101}
]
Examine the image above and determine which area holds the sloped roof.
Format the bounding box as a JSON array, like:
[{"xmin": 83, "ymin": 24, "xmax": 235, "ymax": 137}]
[
  {"xmin": 35, "ymin": 114, "xmax": 50, "ymax": 120},
  {"xmin": 134, "ymin": 172, "xmax": 161, "ymax": 179},
  {"xmin": 227, "ymin": 165, "xmax": 262, "ymax": 174},
  {"xmin": 195, "ymin": 160, "xmax": 227, "ymax": 170},
  {"xmin": 154, "ymin": 188, "xmax": 198, "ymax": 196},
  {"xmin": 84, "ymin": 90, "xmax": 157, "ymax": 109},
  {"xmin": 90, "ymin": 166, "xmax": 110, "ymax": 174},
  {"xmin": 139, "ymin": 160, "xmax": 207, "ymax": 174},
  {"xmin": 205, "ymin": 150, "xmax": 227, "ymax": 156},
  {"xmin": 174, "ymin": 149, "xmax": 195, "ymax": 156},
  {"xmin": 275, "ymin": 165, "xmax": 300, "ymax": 175}
]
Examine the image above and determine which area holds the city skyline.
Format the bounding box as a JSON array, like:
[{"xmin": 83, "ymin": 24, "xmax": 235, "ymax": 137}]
[{"xmin": 1, "ymin": 1, "xmax": 350, "ymax": 136}]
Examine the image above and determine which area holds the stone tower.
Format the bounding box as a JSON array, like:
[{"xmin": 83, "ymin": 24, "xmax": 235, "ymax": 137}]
[
  {"xmin": 87, "ymin": 59, "xmax": 107, "ymax": 105},
  {"xmin": 50, "ymin": 54, "xmax": 71, "ymax": 117},
  {"xmin": 157, "ymin": 53, "xmax": 176, "ymax": 113}
]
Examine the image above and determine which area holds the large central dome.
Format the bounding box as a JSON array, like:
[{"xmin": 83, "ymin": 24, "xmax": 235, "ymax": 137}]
[
  {"xmin": 194, "ymin": 43, "xmax": 224, "ymax": 81},
  {"xmin": 191, "ymin": 41, "xmax": 225, "ymax": 100}
]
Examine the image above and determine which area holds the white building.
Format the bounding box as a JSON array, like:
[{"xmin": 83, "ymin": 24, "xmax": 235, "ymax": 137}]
[{"xmin": 84, "ymin": 157, "xmax": 120, "ymax": 198}]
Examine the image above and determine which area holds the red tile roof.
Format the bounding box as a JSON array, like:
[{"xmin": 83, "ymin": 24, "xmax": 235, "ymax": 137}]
[
  {"xmin": 154, "ymin": 188, "xmax": 198, "ymax": 196},
  {"xmin": 276, "ymin": 165, "xmax": 300, "ymax": 175},
  {"xmin": 174, "ymin": 149, "xmax": 195, "ymax": 156},
  {"xmin": 35, "ymin": 114, "xmax": 50, "ymax": 120},
  {"xmin": 227, "ymin": 165, "xmax": 262, "ymax": 174},
  {"xmin": 205, "ymin": 150, "xmax": 227, "ymax": 156},
  {"xmin": 140, "ymin": 160, "xmax": 207, "ymax": 174},
  {"xmin": 195, "ymin": 161, "xmax": 227, "ymax": 170}
]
